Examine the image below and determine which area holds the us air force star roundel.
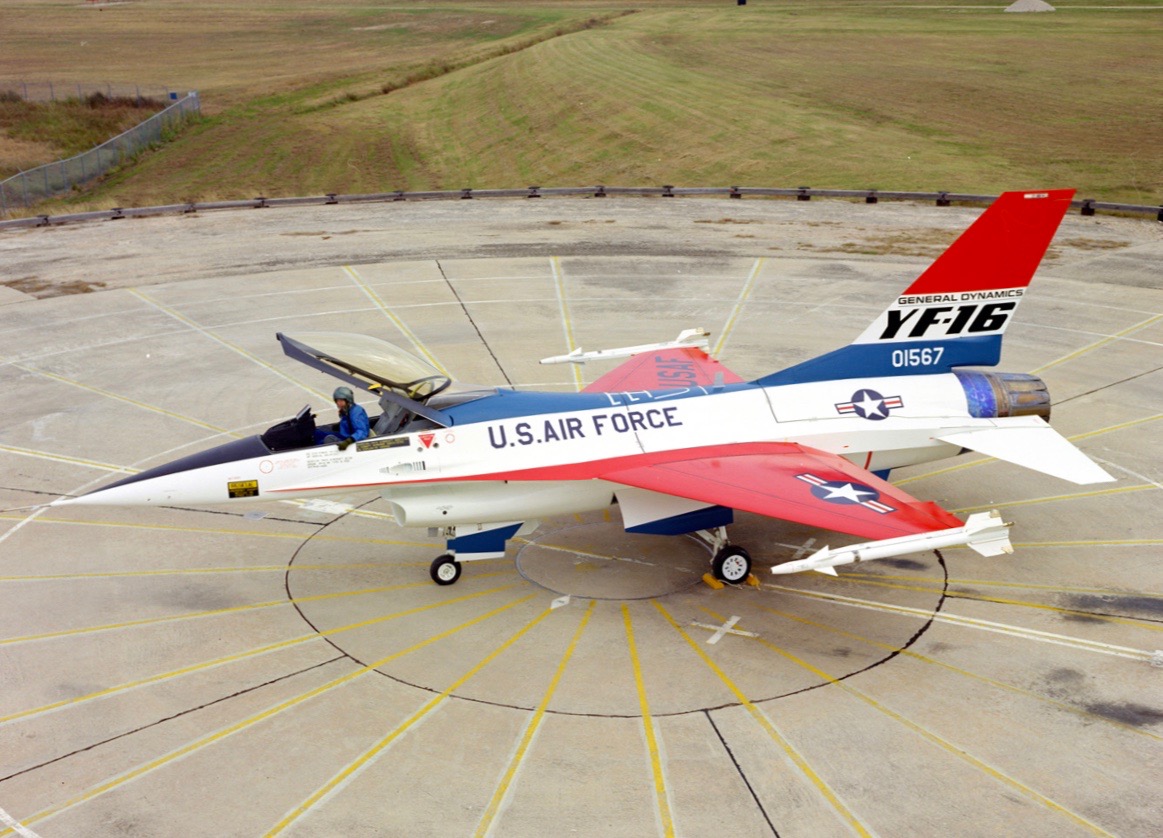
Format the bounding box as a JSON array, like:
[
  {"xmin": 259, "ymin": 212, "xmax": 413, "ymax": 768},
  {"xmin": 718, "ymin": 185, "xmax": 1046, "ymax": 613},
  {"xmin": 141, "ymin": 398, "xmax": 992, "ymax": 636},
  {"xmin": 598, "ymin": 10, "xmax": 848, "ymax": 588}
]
[
  {"xmin": 835, "ymin": 388, "xmax": 904, "ymax": 421},
  {"xmin": 796, "ymin": 473, "xmax": 896, "ymax": 514}
]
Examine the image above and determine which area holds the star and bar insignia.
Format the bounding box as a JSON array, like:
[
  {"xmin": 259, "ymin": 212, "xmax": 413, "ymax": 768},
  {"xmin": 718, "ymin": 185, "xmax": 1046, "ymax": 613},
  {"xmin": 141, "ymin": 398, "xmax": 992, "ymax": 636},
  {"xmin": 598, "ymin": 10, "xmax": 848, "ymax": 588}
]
[
  {"xmin": 796, "ymin": 473, "xmax": 896, "ymax": 514},
  {"xmin": 835, "ymin": 388, "xmax": 903, "ymax": 421}
]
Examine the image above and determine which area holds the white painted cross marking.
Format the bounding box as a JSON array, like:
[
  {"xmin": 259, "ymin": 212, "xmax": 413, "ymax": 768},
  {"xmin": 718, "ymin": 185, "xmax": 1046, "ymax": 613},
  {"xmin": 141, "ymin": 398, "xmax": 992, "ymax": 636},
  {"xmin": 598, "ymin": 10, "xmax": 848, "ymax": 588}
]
[
  {"xmin": 690, "ymin": 616, "xmax": 759, "ymax": 644},
  {"xmin": 792, "ymin": 537, "xmax": 817, "ymax": 560},
  {"xmin": 0, "ymin": 806, "xmax": 42, "ymax": 838}
]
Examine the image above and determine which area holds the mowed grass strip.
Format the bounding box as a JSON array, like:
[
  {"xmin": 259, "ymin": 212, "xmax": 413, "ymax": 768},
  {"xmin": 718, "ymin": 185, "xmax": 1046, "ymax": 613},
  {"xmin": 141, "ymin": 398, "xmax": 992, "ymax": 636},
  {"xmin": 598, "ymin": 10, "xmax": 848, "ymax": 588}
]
[{"xmin": 8, "ymin": 2, "xmax": 1162, "ymax": 210}]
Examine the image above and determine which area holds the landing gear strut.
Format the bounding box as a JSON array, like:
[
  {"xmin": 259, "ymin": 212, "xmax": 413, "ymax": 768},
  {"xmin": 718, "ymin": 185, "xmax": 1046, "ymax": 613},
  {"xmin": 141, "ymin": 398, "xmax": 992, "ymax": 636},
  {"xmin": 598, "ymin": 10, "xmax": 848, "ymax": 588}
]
[
  {"xmin": 426, "ymin": 522, "xmax": 527, "ymax": 585},
  {"xmin": 697, "ymin": 527, "xmax": 753, "ymax": 584}
]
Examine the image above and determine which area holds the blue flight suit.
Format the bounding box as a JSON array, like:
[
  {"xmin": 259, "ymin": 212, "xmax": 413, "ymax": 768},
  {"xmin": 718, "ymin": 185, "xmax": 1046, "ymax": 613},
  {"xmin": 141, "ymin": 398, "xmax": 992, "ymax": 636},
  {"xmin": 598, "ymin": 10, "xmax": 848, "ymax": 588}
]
[
  {"xmin": 337, "ymin": 402, "xmax": 370, "ymax": 441},
  {"xmin": 314, "ymin": 402, "xmax": 370, "ymax": 446}
]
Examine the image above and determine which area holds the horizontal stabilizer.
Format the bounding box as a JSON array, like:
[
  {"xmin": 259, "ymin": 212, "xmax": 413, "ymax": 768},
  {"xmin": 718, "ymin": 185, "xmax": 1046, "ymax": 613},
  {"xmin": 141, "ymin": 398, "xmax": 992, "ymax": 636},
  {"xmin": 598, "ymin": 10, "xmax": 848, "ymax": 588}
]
[
  {"xmin": 937, "ymin": 416, "xmax": 1114, "ymax": 485},
  {"xmin": 770, "ymin": 510, "xmax": 1012, "ymax": 575}
]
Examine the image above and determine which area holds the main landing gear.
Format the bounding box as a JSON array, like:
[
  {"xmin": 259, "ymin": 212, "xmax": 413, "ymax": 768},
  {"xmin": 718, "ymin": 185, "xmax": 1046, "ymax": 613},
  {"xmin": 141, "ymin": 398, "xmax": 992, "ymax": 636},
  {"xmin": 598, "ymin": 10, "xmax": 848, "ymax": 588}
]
[
  {"xmin": 427, "ymin": 524, "xmax": 752, "ymax": 587},
  {"xmin": 697, "ymin": 527, "xmax": 753, "ymax": 584}
]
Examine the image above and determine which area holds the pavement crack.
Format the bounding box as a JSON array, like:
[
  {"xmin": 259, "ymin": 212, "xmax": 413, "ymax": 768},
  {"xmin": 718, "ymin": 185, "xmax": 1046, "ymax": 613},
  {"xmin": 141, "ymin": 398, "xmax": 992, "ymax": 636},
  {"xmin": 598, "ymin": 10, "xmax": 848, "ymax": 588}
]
[{"xmin": 0, "ymin": 656, "xmax": 346, "ymax": 786}]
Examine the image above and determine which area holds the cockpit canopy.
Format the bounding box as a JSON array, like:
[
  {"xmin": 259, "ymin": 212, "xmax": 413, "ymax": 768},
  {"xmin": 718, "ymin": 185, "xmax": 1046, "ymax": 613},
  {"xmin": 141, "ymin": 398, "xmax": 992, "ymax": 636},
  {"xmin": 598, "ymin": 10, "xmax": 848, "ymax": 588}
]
[{"xmin": 277, "ymin": 332, "xmax": 451, "ymax": 402}]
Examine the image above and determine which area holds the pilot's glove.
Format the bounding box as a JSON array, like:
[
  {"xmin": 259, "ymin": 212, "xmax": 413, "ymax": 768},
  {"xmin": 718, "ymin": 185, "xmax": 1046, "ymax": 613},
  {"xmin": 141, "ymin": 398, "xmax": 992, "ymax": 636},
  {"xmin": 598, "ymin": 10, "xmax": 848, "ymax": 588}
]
[{"xmin": 337, "ymin": 438, "xmax": 355, "ymax": 451}]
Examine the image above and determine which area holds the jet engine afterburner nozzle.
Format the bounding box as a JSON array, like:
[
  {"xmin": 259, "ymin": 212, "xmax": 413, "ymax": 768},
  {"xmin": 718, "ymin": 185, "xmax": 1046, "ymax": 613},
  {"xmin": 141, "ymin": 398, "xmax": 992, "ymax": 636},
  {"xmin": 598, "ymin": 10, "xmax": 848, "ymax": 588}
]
[{"xmin": 955, "ymin": 371, "xmax": 1051, "ymax": 421}]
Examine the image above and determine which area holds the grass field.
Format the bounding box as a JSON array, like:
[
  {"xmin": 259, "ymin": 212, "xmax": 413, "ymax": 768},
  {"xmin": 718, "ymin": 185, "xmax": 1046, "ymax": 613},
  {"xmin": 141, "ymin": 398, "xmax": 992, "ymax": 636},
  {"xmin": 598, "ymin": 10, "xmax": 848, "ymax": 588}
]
[
  {"xmin": 2, "ymin": 0, "xmax": 1161, "ymax": 212},
  {"xmin": 0, "ymin": 92, "xmax": 166, "ymax": 178}
]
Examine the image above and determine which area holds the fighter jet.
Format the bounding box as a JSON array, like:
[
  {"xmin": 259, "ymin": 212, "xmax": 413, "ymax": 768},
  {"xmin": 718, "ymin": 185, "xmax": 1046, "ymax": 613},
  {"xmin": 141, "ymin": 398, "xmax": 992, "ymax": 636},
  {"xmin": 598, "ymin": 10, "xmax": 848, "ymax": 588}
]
[{"xmin": 57, "ymin": 189, "xmax": 1113, "ymax": 585}]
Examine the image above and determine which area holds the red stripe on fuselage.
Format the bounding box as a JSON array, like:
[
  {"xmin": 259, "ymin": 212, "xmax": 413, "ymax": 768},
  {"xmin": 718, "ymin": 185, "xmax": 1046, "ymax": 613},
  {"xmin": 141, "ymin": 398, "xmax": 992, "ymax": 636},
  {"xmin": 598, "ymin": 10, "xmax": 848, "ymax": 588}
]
[{"xmin": 265, "ymin": 441, "xmax": 810, "ymax": 494}]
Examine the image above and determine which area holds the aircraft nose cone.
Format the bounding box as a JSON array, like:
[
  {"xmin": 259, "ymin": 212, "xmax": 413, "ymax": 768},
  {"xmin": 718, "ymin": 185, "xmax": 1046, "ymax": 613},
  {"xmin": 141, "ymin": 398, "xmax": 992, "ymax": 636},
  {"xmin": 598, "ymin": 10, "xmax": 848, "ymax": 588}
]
[{"xmin": 70, "ymin": 435, "xmax": 272, "ymax": 506}]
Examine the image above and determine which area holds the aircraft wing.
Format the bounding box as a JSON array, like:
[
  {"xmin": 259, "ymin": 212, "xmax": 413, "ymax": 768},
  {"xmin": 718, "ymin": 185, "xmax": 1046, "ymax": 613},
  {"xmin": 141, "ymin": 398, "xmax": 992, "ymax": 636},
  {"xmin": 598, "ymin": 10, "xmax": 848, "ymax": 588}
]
[
  {"xmin": 582, "ymin": 346, "xmax": 745, "ymax": 393},
  {"xmin": 600, "ymin": 442, "xmax": 963, "ymax": 542}
]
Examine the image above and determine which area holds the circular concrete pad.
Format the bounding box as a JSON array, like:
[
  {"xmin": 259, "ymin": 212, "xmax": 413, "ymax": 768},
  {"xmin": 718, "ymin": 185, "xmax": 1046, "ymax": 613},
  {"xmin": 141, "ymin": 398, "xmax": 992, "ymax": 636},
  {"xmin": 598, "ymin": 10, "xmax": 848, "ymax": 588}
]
[
  {"xmin": 1, "ymin": 198, "xmax": 1160, "ymax": 837},
  {"xmin": 515, "ymin": 523, "xmax": 710, "ymax": 600}
]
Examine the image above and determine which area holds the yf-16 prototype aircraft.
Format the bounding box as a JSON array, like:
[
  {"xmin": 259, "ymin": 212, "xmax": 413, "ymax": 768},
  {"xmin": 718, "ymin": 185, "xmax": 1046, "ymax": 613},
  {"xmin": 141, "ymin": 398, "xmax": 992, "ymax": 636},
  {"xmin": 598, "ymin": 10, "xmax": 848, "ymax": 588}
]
[{"xmin": 57, "ymin": 189, "xmax": 1113, "ymax": 585}]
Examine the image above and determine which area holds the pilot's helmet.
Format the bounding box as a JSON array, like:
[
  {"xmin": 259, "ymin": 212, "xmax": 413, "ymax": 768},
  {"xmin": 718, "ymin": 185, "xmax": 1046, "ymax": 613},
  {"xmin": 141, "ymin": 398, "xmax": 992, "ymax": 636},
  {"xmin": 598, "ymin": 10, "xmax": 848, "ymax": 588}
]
[{"xmin": 332, "ymin": 386, "xmax": 355, "ymax": 404}]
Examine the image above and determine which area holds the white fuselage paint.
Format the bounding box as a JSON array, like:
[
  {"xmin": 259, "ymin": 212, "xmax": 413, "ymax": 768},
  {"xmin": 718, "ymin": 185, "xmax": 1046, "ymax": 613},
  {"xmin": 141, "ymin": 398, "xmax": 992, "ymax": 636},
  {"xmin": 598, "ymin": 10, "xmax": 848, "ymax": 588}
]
[{"xmin": 66, "ymin": 373, "xmax": 990, "ymax": 525}]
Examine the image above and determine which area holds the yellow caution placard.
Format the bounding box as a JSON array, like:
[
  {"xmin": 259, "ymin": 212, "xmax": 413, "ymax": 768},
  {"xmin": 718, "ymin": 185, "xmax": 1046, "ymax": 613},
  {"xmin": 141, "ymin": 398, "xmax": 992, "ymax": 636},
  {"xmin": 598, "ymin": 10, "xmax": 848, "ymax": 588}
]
[{"xmin": 227, "ymin": 480, "xmax": 259, "ymax": 499}]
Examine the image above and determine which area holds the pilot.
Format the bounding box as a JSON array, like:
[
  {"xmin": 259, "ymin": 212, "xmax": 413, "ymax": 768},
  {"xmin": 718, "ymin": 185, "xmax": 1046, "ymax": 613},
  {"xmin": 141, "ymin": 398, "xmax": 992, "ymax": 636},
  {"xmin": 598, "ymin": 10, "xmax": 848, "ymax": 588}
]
[{"xmin": 314, "ymin": 386, "xmax": 370, "ymax": 449}]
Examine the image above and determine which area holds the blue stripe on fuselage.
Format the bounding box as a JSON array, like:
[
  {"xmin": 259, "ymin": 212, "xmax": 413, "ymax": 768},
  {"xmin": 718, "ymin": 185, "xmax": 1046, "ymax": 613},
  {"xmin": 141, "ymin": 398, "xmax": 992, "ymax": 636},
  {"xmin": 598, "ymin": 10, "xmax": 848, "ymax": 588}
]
[
  {"xmin": 442, "ymin": 382, "xmax": 757, "ymax": 425},
  {"xmin": 753, "ymin": 335, "xmax": 1001, "ymax": 387}
]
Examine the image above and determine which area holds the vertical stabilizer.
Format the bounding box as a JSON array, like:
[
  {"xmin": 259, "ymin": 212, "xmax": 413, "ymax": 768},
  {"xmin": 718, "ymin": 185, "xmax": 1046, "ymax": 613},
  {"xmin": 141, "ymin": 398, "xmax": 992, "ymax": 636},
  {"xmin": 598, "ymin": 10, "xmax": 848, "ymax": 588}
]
[{"xmin": 758, "ymin": 189, "xmax": 1075, "ymax": 386}]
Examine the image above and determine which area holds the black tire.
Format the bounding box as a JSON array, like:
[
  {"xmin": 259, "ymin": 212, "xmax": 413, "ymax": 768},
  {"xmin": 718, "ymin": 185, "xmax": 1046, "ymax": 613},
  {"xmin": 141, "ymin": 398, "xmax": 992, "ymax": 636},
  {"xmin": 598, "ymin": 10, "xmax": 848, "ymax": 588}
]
[
  {"xmin": 430, "ymin": 554, "xmax": 462, "ymax": 585},
  {"xmin": 712, "ymin": 546, "xmax": 751, "ymax": 584}
]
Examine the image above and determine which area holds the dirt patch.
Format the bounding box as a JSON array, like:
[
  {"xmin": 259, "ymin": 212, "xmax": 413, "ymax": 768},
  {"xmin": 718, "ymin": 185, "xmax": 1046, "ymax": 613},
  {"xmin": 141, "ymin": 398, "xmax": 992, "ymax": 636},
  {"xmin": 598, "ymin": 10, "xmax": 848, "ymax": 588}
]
[
  {"xmin": 1059, "ymin": 237, "xmax": 1132, "ymax": 251},
  {"xmin": 2, "ymin": 277, "xmax": 106, "ymax": 298},
  {"xmin": 827, "ymin": 229, "xmax": 958, "ymax": 258}
]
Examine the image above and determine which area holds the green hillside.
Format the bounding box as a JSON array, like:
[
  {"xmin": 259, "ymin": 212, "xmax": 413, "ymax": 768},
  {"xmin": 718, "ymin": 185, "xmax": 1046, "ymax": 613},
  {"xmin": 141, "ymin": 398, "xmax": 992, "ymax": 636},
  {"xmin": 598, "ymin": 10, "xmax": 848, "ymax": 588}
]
[{"xmin": 4, "ymin": 1, "xmax": 1160, "ymax": 211}]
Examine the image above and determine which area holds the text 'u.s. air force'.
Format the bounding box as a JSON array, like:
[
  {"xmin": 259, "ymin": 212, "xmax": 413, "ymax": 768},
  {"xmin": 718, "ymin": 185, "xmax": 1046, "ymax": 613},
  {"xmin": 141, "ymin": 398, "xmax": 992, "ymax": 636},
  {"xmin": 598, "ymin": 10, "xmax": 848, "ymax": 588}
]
[{"xmin": 487, "ymin": 407, "xmax": 682, "ymax": 449}]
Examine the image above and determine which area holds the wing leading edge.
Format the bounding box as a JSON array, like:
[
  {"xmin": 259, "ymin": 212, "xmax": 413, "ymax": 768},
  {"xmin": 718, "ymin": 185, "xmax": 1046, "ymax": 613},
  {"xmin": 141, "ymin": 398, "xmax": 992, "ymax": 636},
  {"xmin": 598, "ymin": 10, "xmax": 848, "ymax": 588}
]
[{"xmin": 601, "ymin": 443, "xmax": 963, "ymax": 543}]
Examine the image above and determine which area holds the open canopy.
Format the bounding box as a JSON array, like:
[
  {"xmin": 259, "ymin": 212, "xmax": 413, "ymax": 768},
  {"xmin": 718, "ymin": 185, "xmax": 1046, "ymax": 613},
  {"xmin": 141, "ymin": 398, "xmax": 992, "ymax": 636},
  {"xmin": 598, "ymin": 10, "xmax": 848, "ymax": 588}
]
[{"xmin": 277, "ymin": 332, "xmax": 451, "ymax": 400}]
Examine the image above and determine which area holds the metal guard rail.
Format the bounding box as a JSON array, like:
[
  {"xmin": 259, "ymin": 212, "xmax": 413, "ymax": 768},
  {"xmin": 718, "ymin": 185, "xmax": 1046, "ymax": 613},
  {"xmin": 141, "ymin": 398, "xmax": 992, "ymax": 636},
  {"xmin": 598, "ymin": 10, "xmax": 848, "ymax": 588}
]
[{"xmin": 1, "ymin": 186, "xmax": 1159, "ymax": 230}]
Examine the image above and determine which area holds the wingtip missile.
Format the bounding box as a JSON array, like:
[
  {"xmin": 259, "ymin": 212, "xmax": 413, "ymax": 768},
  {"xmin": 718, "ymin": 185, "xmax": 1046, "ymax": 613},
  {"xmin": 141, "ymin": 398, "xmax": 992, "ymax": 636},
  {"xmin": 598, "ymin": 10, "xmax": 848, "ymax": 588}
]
[
  {"xmin": 770, "ymin": 510, "xmax": 1013, "ymax": 575},
  {"xmin": 539, "ymin": 328, "xmax": 711, "ymax": 366}
]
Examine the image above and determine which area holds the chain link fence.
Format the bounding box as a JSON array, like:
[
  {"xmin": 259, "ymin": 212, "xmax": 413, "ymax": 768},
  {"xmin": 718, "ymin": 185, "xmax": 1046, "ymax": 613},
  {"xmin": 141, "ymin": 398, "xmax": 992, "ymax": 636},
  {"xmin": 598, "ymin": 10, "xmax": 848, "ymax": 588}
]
[
  {"xmin": 0, "ymin": 80, "xmax": 178, "ymax": 104},
  {"xmin": 0, "ymin": 89, "xmax": 200, "ymax": 217}
]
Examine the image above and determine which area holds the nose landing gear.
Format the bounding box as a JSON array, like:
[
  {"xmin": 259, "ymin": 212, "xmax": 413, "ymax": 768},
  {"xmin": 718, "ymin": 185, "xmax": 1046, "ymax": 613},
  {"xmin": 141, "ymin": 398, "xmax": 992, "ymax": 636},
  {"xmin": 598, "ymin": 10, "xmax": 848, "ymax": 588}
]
[{"xmin": 430, "ymin": 554, "xmax": 462, "ymax": 585}]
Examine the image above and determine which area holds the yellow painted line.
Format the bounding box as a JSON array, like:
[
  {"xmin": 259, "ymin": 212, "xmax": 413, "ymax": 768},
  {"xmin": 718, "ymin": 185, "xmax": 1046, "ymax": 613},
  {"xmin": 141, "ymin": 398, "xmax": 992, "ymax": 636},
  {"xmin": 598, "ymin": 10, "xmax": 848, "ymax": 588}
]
[
  {"xmin": 763, "ymin": 583, "xmax": 1153, "ymax": 661},
  {"xmin": 0, "ymin": 560, "xmax": 434, "ymax": 582},
  {"xmin": 550, "ymin": 256, "xmax": 584, "ymax": 392},
  {"xmin": 1069, "ymin": 412, "xmax": 1162, "ymax": 443},
  {"xmin": 0, "ymin": 443, "xmax": 134, "ymax": 474},
  {"xmin": 755, "ymin": 604, "xmax": 1162, "ymax": 744},
  {"xmin": 0, "ymin": 514, "xmax": 431, "ymax": 547},
  {"xmin": 950, "ymin": 482, "xmax": 1154, "ymax": 514},
  {"xmin": 130, "ymin": 289, "xmax": 329, "ymax": 401},
  {"xmin": 344, "ymin": 507, "xmax": 398, "ymax": 521},
  {"xmin": 713, "ymin": 257, "xmax": 764, "ymax": 358},
  {"xmin": 516, "ymin": 538, "xmax": 674, "ymax": 570},
  {"xmin": 840, "ymin": 571, "xmax": 1163, "ymax": 597},
  {"xmin": 342, "ymin": 265, "xmax": 451, "ymax": 378},
  {"xmin": 655, "ymin": 602, "xmax": 869, "ymax": 837},
  {"xmin": 1013, "ymin": 538, "xmax": 1163, "ymax": 548},
  {"xmin": 623, "ymin": 604, "xmax": 675, "ymax": 838},
  {"xmin": 474, "ymin": 600, "xmax": 596, "ymax": 837},
  {"xmin": 0, "ymin": 580, "xmax": 442, "ymax": 647},
  {"xmin": 3, "ymin": 593, "xmax": 536, "ymax": 837},
  {"xmin": 816, "ymin": 575, "xmax": 1163, "ymax": 633},
  {"xmin": 0, "ymin": 584, "xmax": 517, "ymax": 727},
  {"xmin": 265, "ymin": 598, "xmax": 548, "ymax": 836},
  {"xmin": 697, "ymin": 604, "xmax": 1114, "ymax": 836},
  {"xmin": 15, "ymin": 363, "xmax": 233, "ymax": 435},
  {"xmin": 1031, "ymin": 313, "xmax": 1163, "ymax": 375},
  {"xmin": 893, "ymin": 455, "xmax": 993, "ymax": 486}
]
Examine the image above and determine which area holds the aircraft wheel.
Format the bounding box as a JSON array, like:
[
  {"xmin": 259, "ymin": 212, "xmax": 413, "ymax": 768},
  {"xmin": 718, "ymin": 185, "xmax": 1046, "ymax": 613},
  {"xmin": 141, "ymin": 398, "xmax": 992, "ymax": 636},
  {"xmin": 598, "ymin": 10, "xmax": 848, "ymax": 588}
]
[
  {"xmin": 712, "ymin": 547, "xmax": 751, "ymax": 584},
  {"xmin": 430, "ymin": 554, "xmax": 462, "ymax": 586}
]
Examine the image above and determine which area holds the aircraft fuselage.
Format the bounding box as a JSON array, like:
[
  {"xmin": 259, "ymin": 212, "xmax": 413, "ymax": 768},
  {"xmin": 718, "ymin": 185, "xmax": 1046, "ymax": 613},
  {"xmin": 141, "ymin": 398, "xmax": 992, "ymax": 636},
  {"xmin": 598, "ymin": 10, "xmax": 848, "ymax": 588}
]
[{"xmin": 64, "ymin": 371, "xmax": 1006, "ymax": 522}]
